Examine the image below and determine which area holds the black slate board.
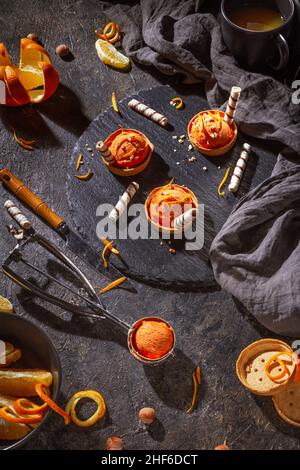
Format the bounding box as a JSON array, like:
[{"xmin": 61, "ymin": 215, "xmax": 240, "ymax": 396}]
[{"xmin": 67, "ymin": 85, "xmax": 278, "ymax": 290}]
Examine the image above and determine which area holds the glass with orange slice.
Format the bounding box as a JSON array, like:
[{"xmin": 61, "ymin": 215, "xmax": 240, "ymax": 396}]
[{"xmin": 188, "ymin": 110, "xmax": 238, "ymax": 157}]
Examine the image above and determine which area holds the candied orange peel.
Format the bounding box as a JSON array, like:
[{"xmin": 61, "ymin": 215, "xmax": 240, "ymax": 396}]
[
  {"xmin": 95, "ymin": 22, "xmax": 121, "ymax": 44},
  {"xmin": 12, "ymin": 128, "xmax": 36, "ymax": 150},
  {"xmin": 99, "ymin": 276, "xmax": 127, "ymax": 295},
  {"xmin": 112, "ymin": 91, "xmax": 119, "ymax": 113},
  {"xmin": 218, "ymin": 167, "xmax": 231, "ymax": 197},
  {"xmin": 187, "ymin": 366, "xmax": 201, "ymax": 414},
  {"xmin": 170, "ymin": 97, "xmax": 184, "ymax": 110},
  {"xmin": 265, "ymin": 351, "xmax": 300, "ymax": 383},
  {"xmin": 65, "ymin": 390, "xmax": 106, "ymax": 428},
  {"xmin": 35, "ymin": 384, "xmax": 70, "ymax": 425}
]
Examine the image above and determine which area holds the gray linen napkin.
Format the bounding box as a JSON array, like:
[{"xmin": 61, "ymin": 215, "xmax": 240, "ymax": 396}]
[{"xmin": 210, "ymin": 150, "xmax": 300, "ymax": 337}]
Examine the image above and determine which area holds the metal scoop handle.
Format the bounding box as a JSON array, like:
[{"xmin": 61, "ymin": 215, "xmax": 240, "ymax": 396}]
[{"xmin": 4, "ymin": 202, "xmax": 130, "ymax": 332}]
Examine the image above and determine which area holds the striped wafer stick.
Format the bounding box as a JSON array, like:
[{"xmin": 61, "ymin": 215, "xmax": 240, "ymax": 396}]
[
  {"xmin": 96, "ymin": 141, "xmax": 116, "ymax": 165},
  {"xmin": 4, "ymin": 200, "xmax": 32, "ymax": 230},
  {"xmin": 224, "ymin": 86, "xmax": 241, "ymax": 126},
  {"xmin": 173, "ymin": 208, "xmax": 198, "ymax": 230},
  {"xmin": 228, "ymin": 143, "xmax": 252, "ymax": 193},
  {"xmin": 109, "ymin": 182, "xmax": 140, "ymax": 222},
  {"xmin": 128, "ymin": 99, "xmax": 168, "ymax": 127}
]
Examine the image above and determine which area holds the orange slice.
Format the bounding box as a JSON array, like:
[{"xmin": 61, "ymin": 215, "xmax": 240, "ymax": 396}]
[
  {"xmin": 95, "ymin": 39, "xmax": 130, "ymax": 70},
  {"xmin": 16, "ymin": 66, "xmax": 43, "ymax": 92},
  {"xmin": 17, "ymin": 62, "xmax": 59, "ymax": 103},
  {"xmin": 0, "ymin": 295, "xmax": 14, "ymax": 312},
  {"xmin": 19, "ymin": 38, "xmax": 51, "ymax": 70},
  {"xmin": 0, "ymin": 43, "xmax": 12, "ymax": 66},
  {"xmin": 4, "ymin": 66, "xmax": 30, "ymax": 105},
  {"xmin": 18, "ymin": 39, "xmax": 57, "ymax": 103}
]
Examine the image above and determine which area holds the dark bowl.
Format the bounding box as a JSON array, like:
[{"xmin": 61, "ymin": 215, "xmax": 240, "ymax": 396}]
[{"xmin": 0, "ymin": 313, "xmax": 61, "ymax": 450}]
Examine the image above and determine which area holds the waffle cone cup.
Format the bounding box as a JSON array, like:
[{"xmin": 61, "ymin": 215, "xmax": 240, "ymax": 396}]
[
  {"xmin": 103, "ymin": 128, "xmax": 154, "ymax": 177},
  {"xmin": 236, "ymin": 339, "xmax": 296, "ymax": 397},
  {"xmin": 273, "ymin": 380, "xmax": 300, "ymax": 428},
  {"xmin": 187, "ymin": 110, "xmax": 238, "ymax": 157}
]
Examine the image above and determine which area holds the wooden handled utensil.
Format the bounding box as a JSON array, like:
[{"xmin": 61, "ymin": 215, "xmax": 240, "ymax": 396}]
[
  {"xmin": 0, "ymin": 168, "xmax": 130, "ymax": 283},
  {"xmin": 0, "ymin": 168, "xmax": 64, "ymax": 231}
]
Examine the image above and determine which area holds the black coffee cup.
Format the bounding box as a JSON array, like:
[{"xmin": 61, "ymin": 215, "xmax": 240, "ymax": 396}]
[{"xmin": 221, "ymin": 0, "xmax": 295, "ymax": 71}]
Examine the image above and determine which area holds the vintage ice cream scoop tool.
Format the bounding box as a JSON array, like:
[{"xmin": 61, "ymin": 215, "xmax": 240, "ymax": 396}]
[
  {"xmin": 3, "ymin": 202, "xmax": 176, "ymax": 365},
  {"xmin": 3, "ymin": 200, "xmax": 129, "ymax": 330},
  {"xmin": 0, "ymin": 168, "xmax": 126, "ymax": 282}
]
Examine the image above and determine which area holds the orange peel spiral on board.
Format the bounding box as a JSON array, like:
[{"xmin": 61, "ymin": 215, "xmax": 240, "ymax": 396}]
[{"xmin": 0, "ymin": 39, "xmax": 59, "ymax": 106}]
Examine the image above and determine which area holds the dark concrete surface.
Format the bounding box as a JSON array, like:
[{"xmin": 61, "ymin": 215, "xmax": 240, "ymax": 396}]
[{"xmin": 0, "ymin": 0, "xmax": 300, "ymax": 450}]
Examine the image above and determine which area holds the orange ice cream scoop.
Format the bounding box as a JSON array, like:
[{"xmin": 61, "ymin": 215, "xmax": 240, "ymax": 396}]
[
  {"xmin": 132, "ymin": 319, "xmax": 174, "ymax": 360},
  {"xmin": 107, "ymin": 129, "xmax": 149, "ymax": 169},
  {"xmin": 189, "ymin": 110, "xmax": 234, "ymax": 150},
  {"xmin": 147, "ymin": 183, "xmax": 196, "ymax": 229}
]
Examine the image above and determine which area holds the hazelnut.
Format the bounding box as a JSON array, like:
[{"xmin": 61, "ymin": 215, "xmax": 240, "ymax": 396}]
[
  {"xmin": 55, "ymin": 44, "xmax": 70, "ymax": 57},
  {"xmin": 139, "ymin": 407, "xmax": 156, "ymax": 425},
  {"xmin": 27, "ymin": 33, "xmax": 39, "ymax": 42},
  {"xmin": 106, "ymin": 436, "xmax": 123, "ymax": 451}
]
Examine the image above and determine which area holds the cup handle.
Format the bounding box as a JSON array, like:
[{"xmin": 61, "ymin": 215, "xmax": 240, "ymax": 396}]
[{"xmin": 268, "ymin": 33, "xmax": 289, "ymax": 71}]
